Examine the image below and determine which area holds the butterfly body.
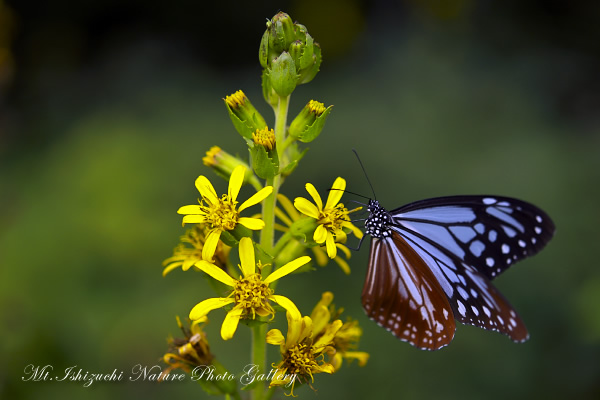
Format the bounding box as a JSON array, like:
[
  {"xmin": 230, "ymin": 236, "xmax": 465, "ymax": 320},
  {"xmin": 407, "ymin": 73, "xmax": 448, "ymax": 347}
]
[{"xmin": 361, "ymin": 195, "xmax": 555, "ymax": 350}]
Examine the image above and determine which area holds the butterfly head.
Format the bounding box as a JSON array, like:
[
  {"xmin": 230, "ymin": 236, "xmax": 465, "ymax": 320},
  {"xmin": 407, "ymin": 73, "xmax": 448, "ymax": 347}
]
[{"xmin": 365, "ymin": 200, "xmax": 393, "ymax": 238}]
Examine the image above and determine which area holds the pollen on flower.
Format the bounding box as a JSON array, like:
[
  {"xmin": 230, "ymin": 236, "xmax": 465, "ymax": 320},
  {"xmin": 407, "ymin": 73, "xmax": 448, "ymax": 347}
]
[
  {"xmin": 233, "ymin": 272, "xmax": 274, "ymax": 319},
  {"xmin": 202, "ymin": 195, "xmax": 239, "ymax": 231},
  {"xmin": 202, "ymin": 146, "xmax": 222, "ymax": 166},
  {"xmin": 319, "ymin": 204, "xmax": 352, "ymax": 232},
  {"xmin": 225, "ymin": 90, "xmax": 247, "ymax": 108},
  {"xmin": 252, "ymin": 127, "xmax": 276, "ymax": 150},
  {"xmin": 307, "ymin": 100, "xmax": 326, "ymax": 116},
  {"xmin": 285, "ymin": 343, "xmax": 319, "ymax": 377}
]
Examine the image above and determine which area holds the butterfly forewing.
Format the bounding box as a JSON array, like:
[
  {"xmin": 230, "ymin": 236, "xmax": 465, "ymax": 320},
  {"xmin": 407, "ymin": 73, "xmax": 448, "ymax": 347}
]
[
  {"xmin": 390, "ymin": 195, "xmax": 555, "ymax": 280},
  {"xmin": 362, "ymin": 232, "xmax": 456, "ymax": 350}
]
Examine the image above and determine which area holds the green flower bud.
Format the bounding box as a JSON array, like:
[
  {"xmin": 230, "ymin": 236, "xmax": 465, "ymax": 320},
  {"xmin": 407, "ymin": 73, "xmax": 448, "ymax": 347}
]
[
  {"xmin": 202, "ymin": 146, "xmax": 262, "ymax": 189},
  {"xmin": 268, "ymin": 12, "xmax": 296, "ymax": 55},
  {"xmin": 261, "ymin": 69, "xmax": 279, "ymax": 108},
  {"xmin": 224, "ymin": 90, "xmax": 267, "ymax": 140},
  {"xmin": 269, "ymin": 52, "xmax": 297, "ymax": 97},
  {"xmin": 250, "ymin": 127, "xmax": 279, "ymax": 179},
  {"xmin": 288, "ymin": 100, "xmax": 332, "ymax": 142},
  {"xmin": 298, "ymin": 42, "xmax": 321, "ymax": 85}
]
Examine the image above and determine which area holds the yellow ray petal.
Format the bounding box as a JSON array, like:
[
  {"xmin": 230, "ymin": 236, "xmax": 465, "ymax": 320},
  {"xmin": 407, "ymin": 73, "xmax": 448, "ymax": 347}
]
[
  {"xmin": 238, "ymin": 237, "xmax": 256, "ymax": 277},
  {"xmin": 334, "ymin": 228, "xmax": 347, "ymax": 244},
  {"xmin": 277, "ymin": 193, "xmax": 301, "ymax": 220},
  {"xmin": 162, "ymin": 261, "xmax": 183, "ymax": 277},
  {"xmin": 264, "ymin": 256, "xmax": 311, "ymax": 284},
  {"xmin": 181, "ymin": 215, "xmax": 206, "ymax": 226},
  {"xmin": 266, "ymin": 329, "xmax": 285, "ymax": 345},
  {"xmin": 336, "ymin": 243, "xmax": 352, "ymax": 259},
  {"xmin": 201, "ymin": 229, "xmax": 221, "ymax": 261},
  {"xmin": 189, "ymin": 297, "xmax": 235, "ymax": 320},
  {"xmin": 194, "ymin": 260, "xmax": 236, "ymax": 286},
  {"xmin": 313, "ymin": 224, "xmax": 328, "ymax": 244},
  {"xmin": 177, "ymin": 205, "xmax": 204, "ymax": 215},
  {"xmin": 342, "ymin": 220, "xmax": 364, "ymax": 239},
  {"xmin": 314, "ymin": 319, "xmax": 343, "ymax": 349},
  {"xmin": 238, "ymin": 217, "xmax": 265, "ymax": 230},
  {"xmin": 228, "ymin": 166, "xmax": 246, "ymax": 203},
  {"xmin": 195, "ymin": 175, "xmax": 218, "ymax": 204},
  {"xmin": 221, "ymin": 306, "xmax": 244, "ymax": 340},
  {"xmin": 182, "ymin": 258, "xmax": 196, "ymax": 271},
  {"xmin": 305, "ymin": 183, "xmax": 323, "ymax": 211},
  {"xmin": 324, "ymin": 177, "xmax": 346, "ymax": 210},
  {"xmin": 239, "ymin": 186, "xmax": 273, "ymax": 212},
  {"xmin": 325, "ymin": 233, "xmax": 337, "ymax": 258},
  {"xmin": 294, "ymin": 197, "xmax": 320, "ymax": 219},
  {"xmin": 269, "ymin": 294, "xmax": 301, "ymax": 322}
]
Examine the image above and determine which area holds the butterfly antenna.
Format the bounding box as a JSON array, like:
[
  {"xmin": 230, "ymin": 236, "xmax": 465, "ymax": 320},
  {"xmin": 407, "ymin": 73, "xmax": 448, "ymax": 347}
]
[{"xmin": 352, "ymin": 149, "xmax": 377, "ymax": 200}]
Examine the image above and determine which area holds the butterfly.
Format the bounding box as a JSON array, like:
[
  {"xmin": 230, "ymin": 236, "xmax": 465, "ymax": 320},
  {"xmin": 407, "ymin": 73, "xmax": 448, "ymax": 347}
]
[{"xmin": 352, "ymin": 163, "xmax": 555, "ymax": 350}]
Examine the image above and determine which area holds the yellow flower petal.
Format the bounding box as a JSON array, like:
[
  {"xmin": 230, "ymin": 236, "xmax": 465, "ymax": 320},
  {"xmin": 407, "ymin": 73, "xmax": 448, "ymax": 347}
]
[
  {"xmin": 334, "ymin": 228, "xmax": 347, "ymax": 244},
  {"xmin": 228, "ymin": 165, "xmax": 246, "ymax": 203},
  {"xmin": 277, "ymin": 193, "xmax": 301, "ymax": 220},
  {"xmin": 162, "ymin": 261, "xmax": 183, "ymax": 277},
  {"xmin": 264, "ymin": 256, "xmax": 311, "ymax": 285},
  {"xmin": 195, "ymin": 175, "xmax": 218, "ymax": 204},
  {"xmin": 333, "ymin": 256, "xmax": 351, "ymax": 275},
  {"xmin": 189, "ymin": 297, "xmax": 235, "ymax": 320},
  {"xmin": 181, "ymin": 215, "xmax": 206, "ymax": 225},
  {"xmin": 305, "ymin": 183, "xmax": 323, "ymax": 211},
  {"xmin": 325, "ymin": 233, "xmax": 337, "ymax": 258},
  {"xmin": 313, "ymin": 224, "xmax": 328, "ymax": 244},
  {"xmin": 311, "ymin": 247, "xmax": 328, "ymax": 267},
  {"xmin": 266, "ymin": 329, "xmax": 285, "ymax": 345},
  {"xmin": 343, "ymin": 351, "xmax": 370, "ymax": 366},
  {"xmin": 311, "ymin": 305, "xmax": 331, "ymax": 337},
  {"xmin": 324, "ymin": 177, "xmax": 346, "ymax": 210},
  {"xmin": 182, "ymin": 258, "xmax": 196, "ymax": 271},
  {"xmin": 269, "ymin": 294, "xmax": 301, "ymax": 321},
  {"xmin": 314, "ymin": 319, "xmax": 343, "ymax": 349},
  {"xmin": 294, "ymin": 197, "xmax": 320, "ymax": 219},
  {"xmin": 342, "ymin": 220, "xmax": 364, "ymax": 239},
  {"xmin": 274, "ymin": 206, "xmax": 293, "ymax": 227},
  {"xmin": 177, "ymin": 205, "xmax": 204, "ymax": 215},
  {"xmin": 238, "ymin": 217, "xmax": 265, "ymax": 230},
  {"xmin": 238, "ymin": 237, "xmax": 256, "ymax": 277},
  {"xmin": 221, "ymin": 306, "xmax": 244, "ymax": 340},
  {"xmin": 299, "ymin": 315, "xmax": 313, "ymax": 343},
  {"xmin": 336, "ymin": 243, "xmax": 352, "ymax": 259},
  {"xmin": 194, "ymin": 260, "xmax": 236, "ymax": 287},
  {"xmin": 238, "ymin": 186, "xmax": 273, "ymax": 212},
  {"xmin": 201, "ymin": 229, "xmax": 221, "ymax": 261}
]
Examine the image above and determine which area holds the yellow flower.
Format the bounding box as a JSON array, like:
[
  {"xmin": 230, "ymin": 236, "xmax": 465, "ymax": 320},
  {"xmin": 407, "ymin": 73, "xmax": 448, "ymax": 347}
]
[
  {"xmin": 266, "ymin": 313, "xmax": 342, "ymax": 396},
  {"xmin": 309, "ymin": 292, "xmax": 369, "ymax": 371},
  {"xmin": 275, "ymin": 193, "xmax": 353, "ymax": 274},
  {"xmin": 160, "ymin": 316, "xmax": 213, "ymax": 381},
  {"xmin": 162, "ymin": 224, "xmax": 231, "ymax": 277},
  {"xmin": 294, "ymin": 177, "xmax": 363, "ymax": 259},
  {"xmin": 189, "ymin": 237, "xmax": 310, "ymax": 340},
  {"xmin": 178, "ymin": 165, "xmax": 273, "ymax": 261}
]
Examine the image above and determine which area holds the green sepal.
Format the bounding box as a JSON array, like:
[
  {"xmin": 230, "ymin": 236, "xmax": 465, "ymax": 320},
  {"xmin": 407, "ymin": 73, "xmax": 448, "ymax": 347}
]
[
  {"xmin": 298, "ymin": 42, "xmax": 321, "ymax": 85},
  {"xmin": 250, "ymin": 143, "xmax": 279, "ymax": 179},
  {"xmin": 224, "ymin": 99, "xmax": 266, "ymax": 140},
  {"xmin": 295, "ymin": 105, "xmax": 332, "ymax": 143},
  {"xmin": 280, "ymin": 143, "xmax": 308, "ymax": 177},
  {"xmin": 261, "ymin": 69, "xmax": 278, "ymax": 109}
]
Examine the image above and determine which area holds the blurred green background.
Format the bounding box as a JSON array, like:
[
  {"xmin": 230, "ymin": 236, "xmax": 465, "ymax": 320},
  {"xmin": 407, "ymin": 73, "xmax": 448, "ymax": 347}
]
[{"xmin": 1, "ymin": 0, "xmax": 599, "ymax": 399}]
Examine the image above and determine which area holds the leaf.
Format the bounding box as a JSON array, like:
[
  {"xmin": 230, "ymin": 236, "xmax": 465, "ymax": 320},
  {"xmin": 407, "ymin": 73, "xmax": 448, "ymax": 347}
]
[{"xmin": 250, "ymin": 144, "xmax": 279, "ymax": 179}]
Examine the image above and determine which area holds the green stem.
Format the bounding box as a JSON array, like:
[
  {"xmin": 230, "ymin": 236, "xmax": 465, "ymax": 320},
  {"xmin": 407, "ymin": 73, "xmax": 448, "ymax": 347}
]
[
  {"xmin": 251, "ymin": 322, "xmax": 268, "ymax": 400},
  {"xmin": 254, "ymin": 94, "xmax": 290, "ymax": 400}
]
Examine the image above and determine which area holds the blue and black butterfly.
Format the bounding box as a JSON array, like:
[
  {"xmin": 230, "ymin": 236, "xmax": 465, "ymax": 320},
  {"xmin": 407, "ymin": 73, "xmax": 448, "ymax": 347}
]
[{"xmin": 353, "ymin": 157, "xmax": 555, "ymax": 350}]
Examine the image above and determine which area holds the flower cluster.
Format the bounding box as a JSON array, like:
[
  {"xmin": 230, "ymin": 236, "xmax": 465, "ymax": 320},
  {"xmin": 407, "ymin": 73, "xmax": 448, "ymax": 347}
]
[{"xmin": 160, "ymin": 11, "xmax": 368, "ymax": 398}]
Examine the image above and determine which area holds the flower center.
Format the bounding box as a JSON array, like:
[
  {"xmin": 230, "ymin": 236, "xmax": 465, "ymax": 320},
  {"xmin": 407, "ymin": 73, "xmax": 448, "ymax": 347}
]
[
  {"xmin": 202, "ymin": 194, "xmax": 239, "ymax": 231},
  {"xmin": 318, "ymin": 203, "xmax": 350, "ymax": 232},
  {"xmin": 233, "ymin": 273, "xmax": 274, "ymax": 318},
  {"xmin": 284, "ymin": 343, "xmax": 319, "ymax": 377}
]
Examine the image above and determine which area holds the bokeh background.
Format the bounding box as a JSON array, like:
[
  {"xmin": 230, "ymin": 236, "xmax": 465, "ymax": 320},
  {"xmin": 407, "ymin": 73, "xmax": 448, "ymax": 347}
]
[{"xmin": 1, "ymin": 0, "xmax": 599, "ymax": 399}]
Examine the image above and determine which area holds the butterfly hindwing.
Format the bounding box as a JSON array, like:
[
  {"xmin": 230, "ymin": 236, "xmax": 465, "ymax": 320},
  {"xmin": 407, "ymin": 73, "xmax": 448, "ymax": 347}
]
[
  {"xmin": 397, "ymin": 227, "xmax": 529, "ymax": 342},
  {"xmin": 362, "ymin": 232, "xmax": 456, "ymax": 350}
]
